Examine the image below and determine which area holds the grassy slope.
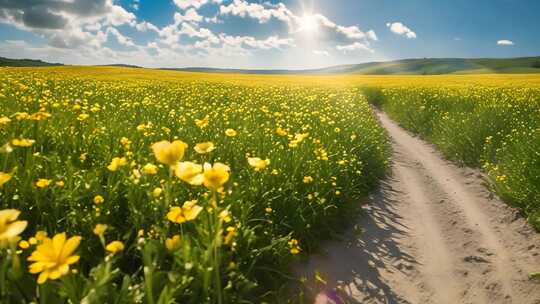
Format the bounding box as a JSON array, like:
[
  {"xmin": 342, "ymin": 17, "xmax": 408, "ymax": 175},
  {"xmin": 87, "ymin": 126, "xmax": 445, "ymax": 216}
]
[
  {"xmin": 2, "ymin": 55, "xmax": 540, "ymax": 74},
  {"xmin": 172, "ymin": 57, "xmax": 540, "ymax": 75},
  {"xmin": 0, "ymin": 56, "xmax": 62, "ymax": 67},
  {"xmin": 9, "ymin": 66, "xmax": 540, "ymax": 89},
  {"xmin": 342, "ymin": 57, "xmax": 540, "ymax": 75}
]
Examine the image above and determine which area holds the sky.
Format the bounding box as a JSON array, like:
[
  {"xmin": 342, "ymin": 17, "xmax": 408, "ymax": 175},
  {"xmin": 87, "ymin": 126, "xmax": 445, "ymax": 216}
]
[{"xmin": 0, "ymin": 0, "xmax": 538, "ymax": 69}]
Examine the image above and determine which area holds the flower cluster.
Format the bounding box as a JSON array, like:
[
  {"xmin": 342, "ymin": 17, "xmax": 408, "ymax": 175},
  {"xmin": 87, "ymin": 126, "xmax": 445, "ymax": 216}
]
[{"xmin": 0, "ymin": 67, "xmax": 391, "ymax": 302}]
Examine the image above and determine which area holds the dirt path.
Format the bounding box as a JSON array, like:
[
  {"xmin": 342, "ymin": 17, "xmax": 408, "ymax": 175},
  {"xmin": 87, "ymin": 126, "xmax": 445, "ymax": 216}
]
[{"xmin": 294, "ymin": 111, "xmax": 540, "ymax": 304}]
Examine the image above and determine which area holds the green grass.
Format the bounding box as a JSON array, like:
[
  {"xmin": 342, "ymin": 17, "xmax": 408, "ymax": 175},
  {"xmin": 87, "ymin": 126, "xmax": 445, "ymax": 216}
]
[
  {"xmin": 364, "ymin": 86, "xmax": 540, "ymax": 229},
  {"xmin": 0, "ymin": 68, "xmax": 390, "ymax": 303},
  {"xmin": 0, "ymin": 56, "xmax": 62, "ymax": 67}
]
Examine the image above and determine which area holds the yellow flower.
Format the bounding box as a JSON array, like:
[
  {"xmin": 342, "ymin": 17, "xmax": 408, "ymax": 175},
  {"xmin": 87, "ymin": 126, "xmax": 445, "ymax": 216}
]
[
  {"xmin": 31, "ymin": 112, "xmax": 52, "ymax": 120},
  {"xmin": 93, "ymin": 224, "xmax": 107, "ymax": 236},
  {"xmin": 12, "ymin": 112, "xmax": 29, "ymax": 120},
  {"xmin": 55, "ymin": 180, "xmax": 65, "ymax": 187},
  {"xmin": 11, "ymin": 138, "xmax": 35, "ymax": 147},
  {"xmin": 224, "ymin": 227, "xmax": 236, "ymax": 245},
  {"xmin": 77, "ymin": 113, "xmax": 90, "ymax": 121},
  {"xmin": 288, "ymin": 238, "xmax": 301, "ymax": 255},
  {"xmin": 151, "ymin": 140, "xmax": 188, "ymax": 166},
  {"xmin": 120, "ymin": 137, "xmax": 131, "ymax": 147},
  {"xmin": 28, "ymin": 233, "xmax": 81, "ymax": 284},
  {"xmin": 35, "ymin": 231, "xmax": 48, "ymax": 242},
  {"xmin": 107, "ymin": 157, "xmax": 128, "ymax": 171},
  {"xmin": 219, "ymin": 210, "xmax": 232, "ymax": 223},
  {"xmin": 152, "ymin": 187, "xmax": 163, "ymax": 198},
  {"xmin": 165, "ymin": 235, "xmax": 181, "ymax": 252},
  {"xmin": 167, "ymin": 200, "xmax": 203, "ymax": 224},
  {"xmin": 195, "ymin": 116, "xmax": 209, "ymax": 128},
  {"xmin": 288, "ymin": 133, "xmax": 309, "ymax": 148},
  {"xmin": 303, "ymin": 176, "xmax": 314, "ymax": 184},
  {"xmin": 35, "ymin": 178, "xmax": 52, "ymax": 189},
  {"xmin": 0, "ymin": 172, "xmax": 12, "ymax": 187},
  {"xmin": 247, "ymin": 157, "xmax": 270, "ymax": 171},
  {"xmin": 0, "ymin": 143, "xmax": 13, "ymax": 154},
  {"xmin": 194, "ymin": 142, "xmax": 216, "ymax": 154},
  {"xmin": 203, "ymin": 162, "xmax": 230, "ymax": 191},
  {"xmin": 174, "ymin": 161, "xmax": 204, "ymax": 185},
  {"xmin": 0, "ymin": 116, "xmax": 11, "ymax": 125},
  {"xmin": 225, "ymin": 129, "xmax": 237, "ymax": 137},
  {"xmin": 79, "ymin": 153, "xmax": 87, "ymax": 162},
  {"xmin": 93, "ymin": 195, "xmax": 105, "ymax": 204},
  {"xmin": 142, "ymin": 163, "xmax": 158, "ymax": 175},
  {"xmin": 19, "ymin": 240, "xmax": 30, "ymax": 249},
  {"xmin": 276, "ymin": 127, "xmax": 288, "ymax": 136},
  {"xmin": 0, "ymin": 209, "xmax": 28, "ymax": 248},
  {"xmin": 105, "ymin": 241, "xmax": 124, "ymax": 255}
]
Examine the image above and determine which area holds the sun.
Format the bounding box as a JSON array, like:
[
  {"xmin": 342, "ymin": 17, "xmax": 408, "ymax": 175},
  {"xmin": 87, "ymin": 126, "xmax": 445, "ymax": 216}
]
[{"xmin": 298, "ymin": 15, "xmax": 318, "ymax": 34}]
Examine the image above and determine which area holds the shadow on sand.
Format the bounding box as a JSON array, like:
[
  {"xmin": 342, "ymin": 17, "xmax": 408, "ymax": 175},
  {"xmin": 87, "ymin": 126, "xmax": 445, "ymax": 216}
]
[{"xmin": 293, "ymin": 178, "xmax": 418, "ymax": 304}]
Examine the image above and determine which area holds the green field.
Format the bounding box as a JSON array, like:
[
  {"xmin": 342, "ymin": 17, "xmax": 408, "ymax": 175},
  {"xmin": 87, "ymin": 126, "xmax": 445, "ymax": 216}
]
[
  {"xmin": 1, "ymin": 67, "xmax": 540, "ymax": 303},
  {"xmin": 0, "ymin": 67, "xmax": 390, "ymax": 303},
  {"xmin": 365, "ymin": 85, "xmax": 540, "ymax": 229}
]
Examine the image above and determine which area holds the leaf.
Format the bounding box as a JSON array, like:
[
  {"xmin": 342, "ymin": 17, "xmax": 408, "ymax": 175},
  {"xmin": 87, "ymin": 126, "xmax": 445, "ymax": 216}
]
[
  {"xmin": 529, "ymin": 272, "xmax": 540, "ymax": 280},
  {"xmin": 314, "ymin": 270, "xmax": 327, "ymax": 285}
]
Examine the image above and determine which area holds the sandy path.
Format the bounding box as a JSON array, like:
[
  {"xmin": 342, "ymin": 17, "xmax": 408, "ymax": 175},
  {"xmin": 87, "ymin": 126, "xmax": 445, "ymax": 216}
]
[{"xmin": 294, "ymin": 111, "xmax": 540, "ymax": 304}]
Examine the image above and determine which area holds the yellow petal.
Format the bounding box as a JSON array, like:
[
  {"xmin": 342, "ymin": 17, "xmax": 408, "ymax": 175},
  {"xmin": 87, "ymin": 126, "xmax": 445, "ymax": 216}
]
[
  {"xmin": 3, "ymin": 220, "xmax": 27, "ymax": 238},
  {"xmin": 65, "ymin": 255, "xmax": 80, "ymax": 265},
  {"xmin": 184, "ymin": 205, "xmax": 203, "ymax": 221},
  {"xmin": 0, "ymin": 209, "xmax": 20, "ymax": 223},
  {"xmin": 188, "ymin": 173, "xmax": 204, "ymax": 186},
  {"xmin": 29, "ymin": 262, "xmax": 46, "ymax": 274},
  {"xmin": 59, "ymin": 236, "xmax": 81, "ymax": 261},
  {"xmin": 52, "ymin": 233, "xmax": 67, "ymax": 256},
  {"xmin": 48, "ymin": 269, "xmax": 61, "ymax": 280},
  {"xmin": 58, "ymin": 264, "xmax": 70, "ymax": 275},
  {"xmin": 37, "ymin": 271, "xmax": 49, "ymax": 284}
]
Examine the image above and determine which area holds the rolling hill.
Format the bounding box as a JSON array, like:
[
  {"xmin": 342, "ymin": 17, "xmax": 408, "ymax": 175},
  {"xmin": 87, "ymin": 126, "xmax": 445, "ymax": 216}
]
[
  {"xmin": 1, "ymin": 55, "xmax": 540, "ymax": 75},
  {"xmin": 173, "ymin": 57, "xmax": 540, "ymax": 75},
  {"xmin": 0, "ymin": 56, "xmax": 63, "ymax": 67}
]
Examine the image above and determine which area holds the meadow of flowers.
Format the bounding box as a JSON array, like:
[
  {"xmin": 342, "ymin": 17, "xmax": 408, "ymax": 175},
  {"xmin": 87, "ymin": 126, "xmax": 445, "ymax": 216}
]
[
  {"xmin": 0, "ymin": 68, "xmax": 390, "ymax": 303},
  {"xmin": 366, "ymin": 86, "xmax": 540, "ymax": 230}
]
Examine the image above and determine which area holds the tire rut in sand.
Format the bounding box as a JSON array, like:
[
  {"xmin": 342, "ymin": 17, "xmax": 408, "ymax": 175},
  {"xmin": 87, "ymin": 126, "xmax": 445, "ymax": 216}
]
[
  {"xmin": 294, "ymin": 111, "xmax": 540, "ymax": 304},
  {"xmin": 378, "ymin": 111, "xmax": 540, "ymax": 304}
]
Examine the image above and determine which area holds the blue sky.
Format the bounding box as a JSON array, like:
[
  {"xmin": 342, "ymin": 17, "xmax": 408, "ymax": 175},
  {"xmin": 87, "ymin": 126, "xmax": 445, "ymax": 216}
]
[{"xmin": 0, "ymin": 0, "xmax": 538, "ymax": 69}]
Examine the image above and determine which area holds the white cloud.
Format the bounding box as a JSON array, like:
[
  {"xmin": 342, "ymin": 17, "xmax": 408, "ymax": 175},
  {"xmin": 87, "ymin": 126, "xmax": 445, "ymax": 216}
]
[
  {"xmin": 219, "ymin": 0, "xmax": 293, "ymax": 23},
  {"xmin": 132, "ymin": 0, "xmax": 140, "ymax": 11},
  {"xmin": 367, "ymin": 30, "xmax": 378, "ymax": 41},
  {"xmin": 386, "ymin": 22, "xmax": 417, "ymax": 39},
  {"xmin": 0, "ymin": 0, "xmax": 380, "ymax": 68},
  {"xmin": 0, "ymin": 0, "xmax": 137, "ymax": 49},
  {"xmin": 313, "ymin": 50, "xmax": 330, "ymax": 56},
  {"xmin": 174, "ymin": 0, "xmax": 223, "ymax": 10},
  {"xmin": 107, "ymin": 27, "xmax": 135, "ymax": 47},
  {"xmin": 497, "ymin": 40, "xmax": 514, "ymax": 46},
  {"xmin": 180, "ymin": 23, "xmax": 220, "ymax": 44},
  {"xmin": 174, "ymin": 8, "xmax": 204, "ymax": 24},
  {"xmin": 219, "ymin": 34, "xmax": 293, "ymax": 50},
  {"xmin": 107, "ymin": 3, "xmax": 136, "ymax": 26},
  {"xmin": 218, "ymin": 1, "xmax": 377, "ymax": 55},
  {"xmin": 336, "ymin": 42, "xmax": 373, "ymax": 53},
  {"xmin": 135, "ymin": 21, "xmax": 159, "ymax": 33}
]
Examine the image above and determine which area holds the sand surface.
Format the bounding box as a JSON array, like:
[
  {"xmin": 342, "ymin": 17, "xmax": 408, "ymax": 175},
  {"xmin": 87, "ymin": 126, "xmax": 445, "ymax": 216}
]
[{"xmin": 294, "ymin": 111, "xmax": 540, "ymax": 304}]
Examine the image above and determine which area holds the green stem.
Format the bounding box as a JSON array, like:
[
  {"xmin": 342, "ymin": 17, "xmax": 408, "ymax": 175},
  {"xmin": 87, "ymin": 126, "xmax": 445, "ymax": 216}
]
[{"xmin": 212, "ymin": 192, "xmax": 223, "ymax": 304}]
